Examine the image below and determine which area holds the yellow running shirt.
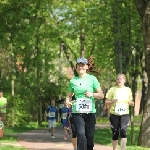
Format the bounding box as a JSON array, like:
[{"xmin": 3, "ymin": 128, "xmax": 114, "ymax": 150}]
[{"xmin": 106, "ymin": 86, "xmax": 133, "ymax": 115}]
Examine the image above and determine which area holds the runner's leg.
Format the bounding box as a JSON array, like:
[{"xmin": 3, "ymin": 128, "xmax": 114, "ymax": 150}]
[
  {"xmin": 84, "ymin": 113, "xmax": 96, "ymax": 150},
  {"xmin": 120, "ymin": 115, "xmax": 130, "ymax": 150},
  {"xmin": 62, "ymin": 119, "xmax": 68, "ymax": 140},
  {"xmin": 109, "ymin": 114, "xmax": 120, "ymax": 150},
  {"xmin": 72, "ymin": 114, "xmax": 86, "ymax": 150},
  {"xmin": 51, "ymin": 119, "xmax": 56, "ymax": 138},
  {"xmin": 69, "ymin": 114, "xmax": 77, "ymax": 150},
  {"xmin": 48, "ymin": 119, "xmax": 51, "ymax": 134},
  {"xmin": 72, "ymin": 138, "xmax": 77, "ymax": 150}
]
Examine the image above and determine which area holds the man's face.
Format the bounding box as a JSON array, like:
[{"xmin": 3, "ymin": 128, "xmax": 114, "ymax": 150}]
[
  {"xmin": 51, "ymin": 100, "xmax": 55, "ymax": 105},
  {"xmin": 0, "ymin": 92, "xmax": 3, "ymax": 97}
]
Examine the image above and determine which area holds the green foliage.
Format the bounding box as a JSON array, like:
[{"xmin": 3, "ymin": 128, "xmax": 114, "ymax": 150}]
[
  {"xmin": 0, "ymin": 0, "xmax": 144, "ymax": 126},
  {"xmin": 96, "ymin": 117, "xmax": 110, "ymax": 123}
]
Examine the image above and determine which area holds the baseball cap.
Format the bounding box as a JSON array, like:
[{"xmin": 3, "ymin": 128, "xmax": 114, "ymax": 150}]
[{"xmin": 76, "ymin": 58, "xmax": 88, "ymax": 64}]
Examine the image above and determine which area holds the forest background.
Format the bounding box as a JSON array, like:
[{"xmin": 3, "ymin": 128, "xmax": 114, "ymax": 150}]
[{"xmin": 0, "ymin": 0, "xmax": 150, "ymax": 147}]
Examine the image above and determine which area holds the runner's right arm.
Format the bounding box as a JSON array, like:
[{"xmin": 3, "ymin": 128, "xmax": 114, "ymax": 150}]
[{"xmin": 66, "ymin": 92, "xmax": 74, "ymax": 107}]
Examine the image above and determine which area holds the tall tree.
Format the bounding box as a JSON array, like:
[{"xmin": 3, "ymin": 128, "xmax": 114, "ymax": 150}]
[{"xmin": 134, "ymin": 0, "xmax": 150, "ymax": 147}]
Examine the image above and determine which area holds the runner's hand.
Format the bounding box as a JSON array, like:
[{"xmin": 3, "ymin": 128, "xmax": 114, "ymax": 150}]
[
  {"xmin": 84, "ymin": 91, "xmax": 93, "ymax": 97},
  {"xmin": 66, "ymin": 101, "xmax": 73, "ymax": 108},
  {"xmin": 128, "ymin": 101, "xmax": 134, "ymax": 106},
  {"xmin": 112, "ymin": 99, "xmax": 118, "ymax": 104}
]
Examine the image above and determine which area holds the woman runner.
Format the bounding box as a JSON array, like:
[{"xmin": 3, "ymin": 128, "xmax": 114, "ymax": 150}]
[
  {"xmin": 105, "ymin": 73, "xmax": 134, "ymax": 150},
  {"xmin": 66, "ymin": 56, "xmax": 104, "ymax": 150}
]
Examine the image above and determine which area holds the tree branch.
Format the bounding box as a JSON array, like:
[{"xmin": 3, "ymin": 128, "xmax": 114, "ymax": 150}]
[
  {"xmin": 134, "ymin": 0, "xmax": 146, "ymax": 19},
  {"xmin": 61, "ymin": 41, "xmax": 78, "ymax": 76}
]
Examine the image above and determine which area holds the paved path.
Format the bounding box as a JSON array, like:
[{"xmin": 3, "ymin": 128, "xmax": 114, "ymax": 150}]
[
  {"xmin": 2, "ymin": 122, "xmax": 140, "ymax": 149},
  {"xmin": 16, "ymin": 124, "xmax": 113, "ymax": 150}
]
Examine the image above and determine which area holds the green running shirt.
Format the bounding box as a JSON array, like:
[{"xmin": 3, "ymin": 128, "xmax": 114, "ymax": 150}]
[{"xmin": 67, "ymin": 74, "xmax": 100, "ymax": 113}]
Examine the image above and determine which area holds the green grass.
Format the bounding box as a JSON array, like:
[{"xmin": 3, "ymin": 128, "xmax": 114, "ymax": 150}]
[
  {"xmin": 96, "ymin": 115, "xmax": 142, "ymax": 124},
  {"xmin": 4, "ymin": 121, "xmax": 62, "ymax": 135},
  {"xmin": 0, "ymin": 135, "xmax": 18, "ymax": 142},
  {"xmin": 133, "ymin": 116, "xmax": 142, "ymax": 122},
  {"xmin": 0, "ymin": 145, "xmax": 27, "ymax": 150},
  {"xmin": 94, "ymin": 125, "xmax": 149, "ymax": 150}
]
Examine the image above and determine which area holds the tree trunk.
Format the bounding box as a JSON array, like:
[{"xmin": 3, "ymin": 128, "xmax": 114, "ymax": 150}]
[
  {"xmin": 135, "ymin": 0, "xmax": 150, "ymax": 146},
  {"xmin": 61, "ymin": 41, "xmax": 78, "ymax": 76},
  {"xmin": 59, "ymin": 42, "xmax": 63, "ymax": 75},
  {"xmin": 140, "ymin": 71, "xmax": 148, "ymax": 114},
  {"xmin": 36, "ymin": 38, "xmax": 42, "ymax": 126},
  {"xmin": 112, "ymin": 0, "xmax": 122, "ymax": 73},
  {"xmin": 80, "ymin": 29, "xmax": 85, "ymax": 58}
]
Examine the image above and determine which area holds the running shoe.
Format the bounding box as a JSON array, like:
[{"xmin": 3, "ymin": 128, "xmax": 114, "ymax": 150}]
[{"xmin": 51, "ymin": 136, "xmax": 55, "ymax": 138}]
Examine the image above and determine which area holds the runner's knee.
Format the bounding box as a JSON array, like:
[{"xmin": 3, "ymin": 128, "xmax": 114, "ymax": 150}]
[
  {"xmin": 120, "ymin": 128, "xmax": 127, "ymax": 138},
  {"xmin": 72, "ymin": 130, "xmax": 77, "ymax": 138},
  {"xmin": 112, "ymin": 132, "xmax": 119, "ymax": 140}
]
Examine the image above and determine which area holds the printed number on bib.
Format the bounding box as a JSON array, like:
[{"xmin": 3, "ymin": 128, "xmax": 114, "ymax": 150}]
[
  {"xmin": 115, "ymin": 103, "xmax": 127, "ymax": 115},
  {"xmin": 76, "ymin": 98, "xmax": 92, "ymax": 113},
  {"xmin": 48, "ymin": 112, "xmax": 55, "ymax": 117},
  {"xmin": 62, "ymin": 113, "xmax": 67, "ymax": 119}
]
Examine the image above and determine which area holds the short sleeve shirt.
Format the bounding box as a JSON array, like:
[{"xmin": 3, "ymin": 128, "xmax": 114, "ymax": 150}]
[
  {"xmin": 61, "ymin": 107, "xmax": 69, "ymax": 119},
  {"xmin": 46, "ymin": 106, "xmax": 57, "ymax": 120},
  {"xmin": 67, "ymin": 74, "xmax": 100, "ymax": 113},
  {"xmin": 106, "ymin": 86, "xmax": 133, "ymax": 115},
  {"xmin": 0, "ymin": 97, "xmax": 7, "ymax": 113}
]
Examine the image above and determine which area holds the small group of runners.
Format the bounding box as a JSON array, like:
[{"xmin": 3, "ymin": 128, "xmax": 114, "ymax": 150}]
[
  {"xmin": 45, "ymin": 99, "xmax": 77, "ymax": 150},
  {"xmin": 45, "ymin": 56, "xmax": 134, "ymax": 150},
  {"xmin": 0, "ymin": 54, "xmax": 135, "ymax": 150}
]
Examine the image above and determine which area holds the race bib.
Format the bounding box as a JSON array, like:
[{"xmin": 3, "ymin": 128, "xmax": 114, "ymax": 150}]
[
  {"xmin": 115, "ymin": 103, "xmax": 128, "ymax": 115},
  {"xmin": 48, "ymin": 112, "xmax": 55, "ymax": 117},
  {"xmin": 76, "ymin": 98, "xmax": 92, "ymax": 113},
  {"xmin": 62, "ymin": 113, "xmax": 67, "ymax": 119}
]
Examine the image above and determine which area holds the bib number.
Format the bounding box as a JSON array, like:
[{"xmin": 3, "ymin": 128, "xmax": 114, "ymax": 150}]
[
  {"xmin": 76, "ymin": 98, "xmax": 92, "ymax": 113},
  {"xmin": 62, "ymin": 113, "xmax": 67, "ymax": 119},
  {"xmin": 48, "ymin": 112, "xmax": 55, "ymax": 117},
  {"xmin": 115, "ymin": 103, "xmax": 127, "ymax": 115}
]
